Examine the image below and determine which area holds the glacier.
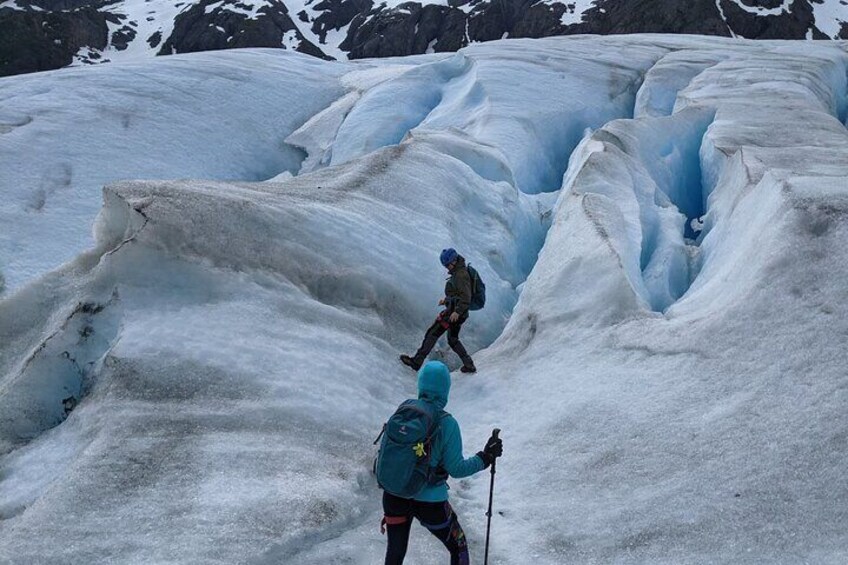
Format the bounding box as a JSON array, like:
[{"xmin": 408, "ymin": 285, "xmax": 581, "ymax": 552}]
[{"xmin": 1, "ymin": 35, "xmax": 848, "ymax": 564}]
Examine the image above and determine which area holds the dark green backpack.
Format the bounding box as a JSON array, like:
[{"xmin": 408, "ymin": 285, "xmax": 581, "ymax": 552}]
[{"xmin": 467, "ymin": 264, "xmax": 486, "ymax": 311}]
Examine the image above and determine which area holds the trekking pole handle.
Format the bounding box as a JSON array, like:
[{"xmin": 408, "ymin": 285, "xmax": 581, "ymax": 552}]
[{"xmin": 490, "ymin": 428, "xmax": 500, "ymax": 472}]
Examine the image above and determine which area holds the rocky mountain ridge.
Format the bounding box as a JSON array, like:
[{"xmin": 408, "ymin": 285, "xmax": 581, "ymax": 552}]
[{"xmin": 1, "ymin": 0, "xmax": 846, "ymax": 76}]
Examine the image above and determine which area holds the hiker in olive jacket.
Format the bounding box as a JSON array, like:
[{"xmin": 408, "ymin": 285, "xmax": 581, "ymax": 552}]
[{"xmin": 401, "ymin": 248, "xmax": 476, "ymax": 373}]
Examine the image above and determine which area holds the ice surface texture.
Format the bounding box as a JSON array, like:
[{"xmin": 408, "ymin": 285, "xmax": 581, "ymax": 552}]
[
  {"xmin": 1, "ymin": 36, "xmax": 848, "ymax": 564},
  {"xmin": 0, "ymin": 50, "xmax": 348, "ymax": 292}
]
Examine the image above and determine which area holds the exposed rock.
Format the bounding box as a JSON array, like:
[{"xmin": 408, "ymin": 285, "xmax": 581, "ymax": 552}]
[
  {"xmin": 26, "ymin": 0, "xmax": 116, "ymax": 10},
  {"xmin": 310, "ymin": 0, "xmax": 371, "ymax": 43},
  {"xmin": 564, "ymin": 0, "xmax": 732, "ymax": 36},
  {"xmin": 346, "ymin": 3, "xmax": 468, "ymax": 58},
  {"xmin": 107, "ymin": 13, "xmax": 136, "ymax": 50},
  {"xmin": 158, "ymin": 0, "xmax": 328, "ymax": 58},
  {"xmin": 0, "ymin": 7, "xmax": 109, "ymax": 76},
  {"xmin": 1, "ymin": 0, "xmax": 846, "ymax": 77},
  {"xmin": 719, "ymin": 0, "xmax": 815, "ymax": 38}
]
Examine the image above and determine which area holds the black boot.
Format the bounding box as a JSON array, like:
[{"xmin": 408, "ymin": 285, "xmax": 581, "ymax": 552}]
[
  {"xmin": 400, "ymin": 354, "xmax": 422, "ymax": 371},
  {"xmin": 460, "ymin": 361, "xmax": 476, "ymax": 373}
]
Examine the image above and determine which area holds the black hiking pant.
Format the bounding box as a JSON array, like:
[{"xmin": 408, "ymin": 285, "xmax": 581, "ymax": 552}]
[
  {"xmin": 412, "ymin": 312, "xmax": 473, "ymax": 368},
  {"xmin": 382, "ymin": 492, "xmax": 470, "ymax": 565}
]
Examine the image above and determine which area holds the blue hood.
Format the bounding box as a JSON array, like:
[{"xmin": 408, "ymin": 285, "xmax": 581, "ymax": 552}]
[{"xmin": 418, "ymin": 361, "xmax": 451, "ymax": 410}]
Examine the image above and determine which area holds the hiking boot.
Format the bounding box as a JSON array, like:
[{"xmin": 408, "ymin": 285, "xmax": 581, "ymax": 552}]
[
  {"xmin": 460, "ymin": 362, "xmax": 476, "ymax": 374},
  {"xmin": 400, "ymin": 354, "xmax": 422, "ymax": 371}
]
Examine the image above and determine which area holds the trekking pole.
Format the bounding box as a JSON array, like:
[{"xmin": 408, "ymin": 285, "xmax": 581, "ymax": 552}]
[{"xmin": 483, "ymin": 428, "xmax": 500, "ymax": 565}]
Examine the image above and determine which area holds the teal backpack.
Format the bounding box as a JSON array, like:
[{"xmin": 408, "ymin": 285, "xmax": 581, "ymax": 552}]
[
  {"xmin": 467, "ymin": 264, "xmax": 486, "ymax": 311},
  {"xmin": 374, "ymin": 399, "xmax": 447, "ymax": 498}
]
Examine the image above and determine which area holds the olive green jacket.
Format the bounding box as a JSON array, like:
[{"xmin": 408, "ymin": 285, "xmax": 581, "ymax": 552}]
[{"xmin": 445, "ymin": 256, "xmax": 473, "ymax": 317}]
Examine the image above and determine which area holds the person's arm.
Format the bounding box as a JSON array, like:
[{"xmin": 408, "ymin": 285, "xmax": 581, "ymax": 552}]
[{"xmin": 440, "ymin": 417, "xmax": 485, "ymax": 478}]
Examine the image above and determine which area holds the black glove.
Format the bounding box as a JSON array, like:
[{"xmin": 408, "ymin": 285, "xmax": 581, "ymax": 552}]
[{"xmin": 477, "ymin": 435, "xmax": 503, "ymax": 469}]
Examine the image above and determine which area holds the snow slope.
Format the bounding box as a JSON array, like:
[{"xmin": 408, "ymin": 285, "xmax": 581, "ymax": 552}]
[
  {"xmin": 0, "ymin": 50, "xmax": 347, "ymax": 293},
  {"xmin": 1, "ymin": 35, "xmax": 848, "ymax": 563}
]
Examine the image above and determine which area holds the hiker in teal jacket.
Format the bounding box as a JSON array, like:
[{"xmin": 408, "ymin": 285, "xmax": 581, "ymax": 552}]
[{"xmin": 381, "ymin": 361, "xmax": 503, "ymax": 565}]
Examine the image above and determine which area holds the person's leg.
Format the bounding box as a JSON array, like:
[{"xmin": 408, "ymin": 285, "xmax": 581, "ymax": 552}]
[
  {"xmin": 411, "ymin": 319, "xmax": 448, "ymax": 365},
  {"xmin": 447, "ymin": 318, "xmax": 474, "ymax": 371},
  {"xmin": 383, "ymin": 492, "xmax": 413, "ymax": 565},
  {"xmin": 413, "ymin": 500, "xmax": 470, "ymax": 565}
]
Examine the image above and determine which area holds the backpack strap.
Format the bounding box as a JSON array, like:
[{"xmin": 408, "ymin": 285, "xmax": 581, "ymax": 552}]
[
  {"xmin": 428, "ymin": 411, "xmax": 452, "ymax": 485},
  {"xmin": 372, "ymin": 423, "xmax": 386, "ymax": 445}
]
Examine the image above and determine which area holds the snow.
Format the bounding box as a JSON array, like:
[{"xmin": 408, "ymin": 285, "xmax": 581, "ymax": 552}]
[
  {"xmin": 0, "ymin": 0, "xmax": 25, "ymax": 10},
  {"xmin": 555, "ymin": 0, "xmax": 596, "ymax": 26},
  {"xmin": 375, "ymin": 0, "xmax": 451, "ymax": 9},
  {"xmin": 101, "ymin": 0, "xmax": 195, "ymax": 62},
  {"xmin": 0, "ymin": 49, "xmax": 347, "ymax": 294},
  {"xmin": 2, "ymin": 35, "xmax": 848, "ymax": 564},
  {"xmin": 282, "ymin": 0, "xmax": 358, "ymax": 62},
  {"xmin": 811, "ymin": 0, "xmax": 848, "ymax": 38},
  {"xmin": 281, "ymin": 29, "xmax": 300, "ymax": 50},
  {"xmin": 727, "ymin": 0, "xmax": 793, "ymax": 16},
  {"xmin": 320, "ymin": 23, "xmax": 353, "ymax": 61}
]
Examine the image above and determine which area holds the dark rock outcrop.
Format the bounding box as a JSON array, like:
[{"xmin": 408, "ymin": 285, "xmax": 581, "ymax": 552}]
[
  {"xmin": 311, "ymin": 0, "xmax": 372, "ymax": 44},
  {"xmin": 718, "ymin": 0, "xmax": 816, "ymax": 39},
  {"xmin": 108, "ymin": 15, "xmax": 136, "ymax": 51},
  {"xmin": 27, "ymin": 0, "xmax": 115, "ymax": 10},
  {"xmin": 147, "ymin": 30, "xmax": 162, "ymax": 48},
  {"xmin": 0, "ymin": 7, "xmax": 108, "ymax": 76},
  {"xmin": 2, "ymin": 0, "xmax": 846, "ymax": 77},
  {"xmin": 565, "ymin": 0, "xmax": 733, "ymax": 36},
  {"xmin": 158, "ymin": 0, "xmax": 328, "ymax": 58},
  {"xmin": 345, "ymin": 3, "xmax": 469, "ymax": 58}
]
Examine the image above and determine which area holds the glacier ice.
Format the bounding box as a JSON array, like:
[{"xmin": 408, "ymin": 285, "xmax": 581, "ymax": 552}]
[
  {"xmin": 0, "ymin": 50, "xmax": 348, "ymax": 294},
  {"xmin": 1, "ymin": 35, "xmax": 848, "ymax": 564}
]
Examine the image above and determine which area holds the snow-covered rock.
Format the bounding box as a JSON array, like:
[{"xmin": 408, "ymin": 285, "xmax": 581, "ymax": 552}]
[{"xmin": 2, "ymin": 0, "xmax": 847, "ymax": 76}]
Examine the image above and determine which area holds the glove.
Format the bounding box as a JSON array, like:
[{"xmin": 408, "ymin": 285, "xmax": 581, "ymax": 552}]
[{"xmin": 477, "ymin": 435, "xmax": 503, "ymax": 469}]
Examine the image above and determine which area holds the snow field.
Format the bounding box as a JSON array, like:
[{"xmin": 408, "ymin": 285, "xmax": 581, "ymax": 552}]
[{"xmin": 0, "ymin": 50, "xmax": 348, "ymax": 294}]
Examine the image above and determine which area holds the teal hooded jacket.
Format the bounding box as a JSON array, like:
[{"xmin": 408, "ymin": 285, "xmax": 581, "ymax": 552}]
[{"xmin": 414, "ymin": 361, "xmax": 485, "ymax": 502}]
